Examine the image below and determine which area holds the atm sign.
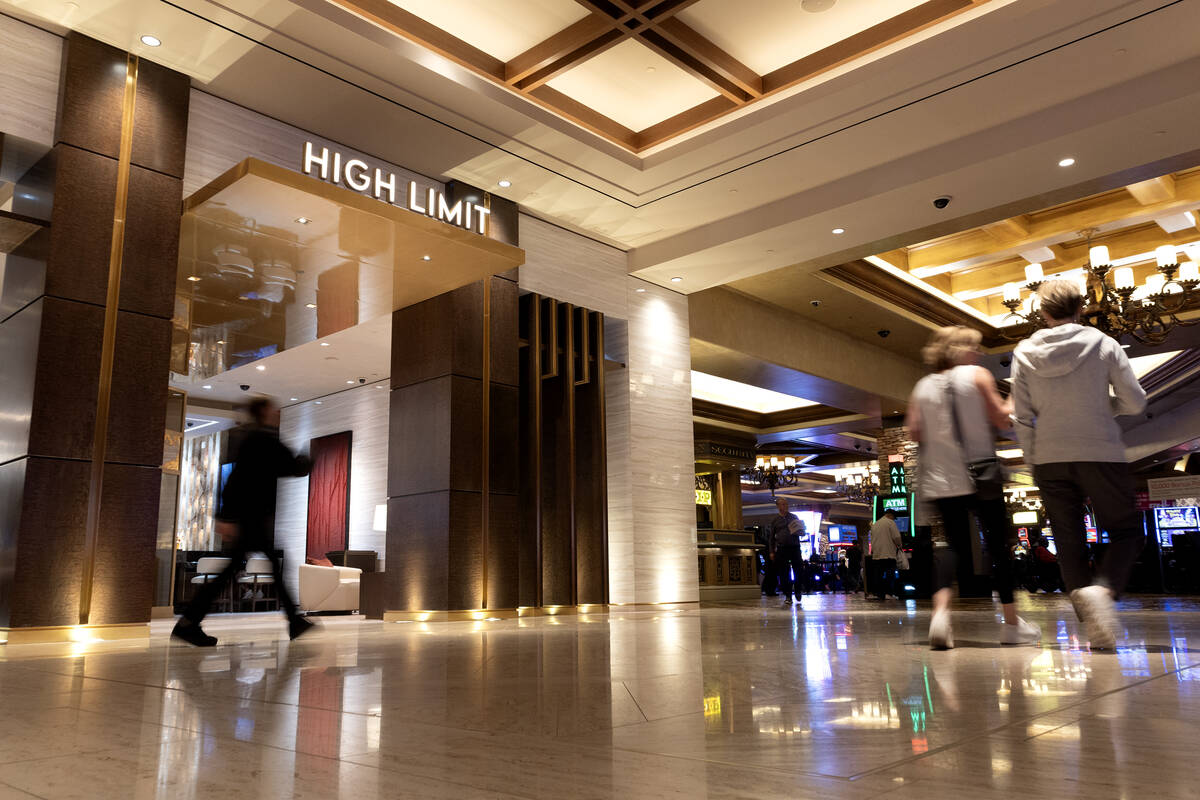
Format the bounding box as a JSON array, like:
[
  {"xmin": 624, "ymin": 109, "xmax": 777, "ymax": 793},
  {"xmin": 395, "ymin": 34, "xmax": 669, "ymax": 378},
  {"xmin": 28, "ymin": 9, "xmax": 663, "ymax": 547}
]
[{"xmin": 884, "ymin": 497, "xmax": 909, "ymax": 512}]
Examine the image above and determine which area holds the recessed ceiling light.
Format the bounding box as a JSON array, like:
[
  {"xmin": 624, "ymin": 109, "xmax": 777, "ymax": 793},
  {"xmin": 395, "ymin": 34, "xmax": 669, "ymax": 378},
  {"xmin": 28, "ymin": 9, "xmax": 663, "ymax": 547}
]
[
  {"xmin": 255, "ymin": 365, "xmax": 266, "ymax": 371},
  {"xmin": 290, "ymin": 397, "xmax": 298, "ymax": 401},
  {"xmin": 216, "ymin": 340, "xmax": 225, "ymax": 345},
  {"xmin": 187, "ymin": 275, "xmax": 200, "ymax": 282},
  {"xmin": 832, "ymin": 227, "xmax": 846, "ymax": 235},
  {"xmin": 670, "ymin": 277, "xmax": 683, "ymax": 283},
  {"xmin": 346, "ymin": 380, "xmax": 355, "ymax": 384},
  {"xmin": 315, "ymin": 400, "xmax": 322, "ymax": 405},
  {"xmin": 295, "ymin": 216, "xmax": 311, "ymax": 224},
  {"xmin": 140, "ymin": 34, "xmax": 161, "ymax": 47},
  {"xmin": 497, "ymin": 179, "xmax": 511, "ymax": 188},
  {"xmin": 202, "ymin": 384, "xmax": 212, "ymax": 390},
  {"xmin": 306, "ymin": 303, "xmax": 317, "ymax": 309},
  {"xmin": 320, "ymin": 342, "xmax": 330, "ymax": 347},
  {"xmin": 635, "ymin": 288, "xmax": 646, "ymax": 293},
  {"xmin": 646, "ymin": 66, "xmax": 656, "ymax": 74},
  {"xmin": 1058, "ymin": 157, "xmax": 1076, "ymax": 167},
  {"xmin": 421, "ymin": 255, "xmax": 431, "ymax": 261}
]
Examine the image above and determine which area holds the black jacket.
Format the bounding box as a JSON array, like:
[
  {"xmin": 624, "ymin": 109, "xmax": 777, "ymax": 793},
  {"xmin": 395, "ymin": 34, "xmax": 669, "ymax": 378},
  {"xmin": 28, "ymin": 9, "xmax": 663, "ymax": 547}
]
[{"xmin": 218, "ymin": 426, "xmax": 311, "ymax": 524}]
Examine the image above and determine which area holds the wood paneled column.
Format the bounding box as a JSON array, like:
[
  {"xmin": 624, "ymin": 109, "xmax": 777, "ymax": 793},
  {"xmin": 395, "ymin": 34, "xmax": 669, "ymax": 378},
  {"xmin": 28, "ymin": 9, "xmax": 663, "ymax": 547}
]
[{"xmin": 0, "ymin": 33, "xmax": 189, "ymax": 634}]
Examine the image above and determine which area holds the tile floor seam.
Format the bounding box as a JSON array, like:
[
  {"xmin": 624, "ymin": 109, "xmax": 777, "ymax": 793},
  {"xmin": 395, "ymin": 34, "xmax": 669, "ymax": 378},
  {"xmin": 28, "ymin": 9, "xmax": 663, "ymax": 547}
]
[
  {"xmin": 619, "ymin": 681, "xmax": 650, "ymax": 724},
  {"xmin": 845, "ymin": 654, "xmax": 1200, "ymax": 781}
]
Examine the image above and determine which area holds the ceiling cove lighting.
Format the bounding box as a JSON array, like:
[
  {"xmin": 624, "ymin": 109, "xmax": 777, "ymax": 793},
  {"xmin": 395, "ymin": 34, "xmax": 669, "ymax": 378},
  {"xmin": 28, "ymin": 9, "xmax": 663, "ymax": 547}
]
[
  {"xmin": 139, "ymin": 34, "xmax": 161, "ymax": 47},
  {"xmin": 690, "ymin": 371, "xmax": 817, "ymax": 413}
]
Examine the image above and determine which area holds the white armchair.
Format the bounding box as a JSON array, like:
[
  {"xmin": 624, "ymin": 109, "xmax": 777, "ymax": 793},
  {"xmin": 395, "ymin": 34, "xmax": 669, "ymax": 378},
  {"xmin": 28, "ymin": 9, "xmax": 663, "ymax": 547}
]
[{"xmin": 299, "ymin": 564, "xmax": 361, "ymax": 612}]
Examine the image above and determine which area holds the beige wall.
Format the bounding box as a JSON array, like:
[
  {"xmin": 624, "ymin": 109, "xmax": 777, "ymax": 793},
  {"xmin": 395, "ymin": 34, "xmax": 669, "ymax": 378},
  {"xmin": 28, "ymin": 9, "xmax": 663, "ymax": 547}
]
[
  {"xmin": 275, "ymin": 383, "xmax": 390, "ymax": 595},
  {"xmin": 0, "ymin": 14, "xmax": 60, "ymax": 145}
]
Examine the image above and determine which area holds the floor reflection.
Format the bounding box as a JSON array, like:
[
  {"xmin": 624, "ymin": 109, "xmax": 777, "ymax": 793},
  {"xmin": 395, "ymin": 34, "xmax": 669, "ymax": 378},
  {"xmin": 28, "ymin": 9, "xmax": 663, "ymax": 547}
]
[{"xmin": 0, "ymin": 596, "xmax": 1198, "ymax": 797}]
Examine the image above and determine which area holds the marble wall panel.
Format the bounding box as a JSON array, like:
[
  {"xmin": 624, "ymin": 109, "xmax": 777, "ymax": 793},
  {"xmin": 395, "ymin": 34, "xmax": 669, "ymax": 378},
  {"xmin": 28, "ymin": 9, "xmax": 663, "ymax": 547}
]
[
  {"xmin": 184, "ymin": 90, "xmax": 440, "ymax": 197},
  {"xmin": 276, "ymin": 383, "xmax": 390, "ymax": 594},
  {"xmin": 518, "ymin": 215, "xmax": 628, "ymax": 319},
  {"xmin": 0, "ymin": 15, "xmax": 61, "ymax": 145},
  {"xmin": 626, "ymin": 282, "xmax": 699, "ymax": 604}
]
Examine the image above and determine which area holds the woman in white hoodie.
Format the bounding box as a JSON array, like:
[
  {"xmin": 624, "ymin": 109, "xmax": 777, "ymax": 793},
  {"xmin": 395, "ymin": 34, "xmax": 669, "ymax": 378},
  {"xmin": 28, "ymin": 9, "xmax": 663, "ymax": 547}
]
[{"xmin": 1010, "ymin": 280, "xmax": 1147, "ymax": 650}]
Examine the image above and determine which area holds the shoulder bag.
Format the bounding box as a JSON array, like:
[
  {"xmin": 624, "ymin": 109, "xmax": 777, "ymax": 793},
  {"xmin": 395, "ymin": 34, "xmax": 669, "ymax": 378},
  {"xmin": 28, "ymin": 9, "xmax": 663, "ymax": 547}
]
[{"xmin": 948, "ymin": 373, "xmax": 1005, "ymax": 501}]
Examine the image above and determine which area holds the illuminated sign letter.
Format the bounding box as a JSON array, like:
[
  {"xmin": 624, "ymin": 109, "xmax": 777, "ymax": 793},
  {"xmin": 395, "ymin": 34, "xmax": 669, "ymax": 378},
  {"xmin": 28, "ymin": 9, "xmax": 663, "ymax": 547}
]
[
  {"xmin": 303, "ymin": 141, "xmax": 329, "ymax": 180},
  {"xmin": 472, "ymin": 203, "xmax": 491, "ymax": 235},
  {"xmin": 344, "ymin": 159, "xmax": 370, "ymax": 192},
  {"xmin": 408, "ymin": 181, "xmax": 426, "ymax": 214},
  {"xmin": 437, "ymin": 195, "xmax": 463, "ymax": 226},
  {"xmin": 374, "ymin": 168, "xmax": 397, "ymax": 204}
]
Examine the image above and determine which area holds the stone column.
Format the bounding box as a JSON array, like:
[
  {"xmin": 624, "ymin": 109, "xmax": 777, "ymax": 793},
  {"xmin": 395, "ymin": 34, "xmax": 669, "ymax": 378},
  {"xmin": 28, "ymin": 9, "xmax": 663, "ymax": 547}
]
[{"xmin": 0, "ymin": 33, "xmax": 189, "ymax": 634}]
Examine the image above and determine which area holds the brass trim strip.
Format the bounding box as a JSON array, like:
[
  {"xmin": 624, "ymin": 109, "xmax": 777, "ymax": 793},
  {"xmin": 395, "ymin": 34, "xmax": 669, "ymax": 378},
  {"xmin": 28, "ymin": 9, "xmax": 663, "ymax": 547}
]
[
  {"xmin": 0, "ymin": 622, "xmax": 150, "ymax": 645},
  {"xmin": 79, "ymin": 53, "xmax": 139, "ymax": 625},
  {"xmin": 531, "ymin": 295, "xmax": 543, "ymax": 608},
  {"xmin": 564, "ymin": 302, "xmax": 577, "ymax": 606},
  {"xmin": 481, "ymin": 278, "xmax": 491, "ymax": 608},
  {"xmin": 594, "ymin": 311, "xmax": 609, "ymax": 604}
]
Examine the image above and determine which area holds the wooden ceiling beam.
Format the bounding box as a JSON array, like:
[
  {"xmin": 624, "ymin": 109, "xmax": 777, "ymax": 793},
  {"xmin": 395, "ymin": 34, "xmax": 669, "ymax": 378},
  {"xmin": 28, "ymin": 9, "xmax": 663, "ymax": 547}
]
[
  {"xmin": 1127, "ymin": 174, "xmax": 1177, "ymax": 205},
  {"xmin": 512, "ymin": 29, "xmax": 630, "ymax": 92},
  {"xmin": 907, "ymin": 170, "xmax": 1200, "ymax": 273},
  {"xmin": 982, "ymin": 214, "xmax": 1030, "ymax": 242},
  {"xmin": 634, "ymin": 95, "xmax": 737, "ymax": 150},
  {"xmin": 527, "ymin": 85, "xmax": 639, "ymax": 149},
  {"xmin": 653, "ymin": 17, "xmax": 763, "ymax": 97},
  {"xmin": 637, "ymin": 30, "xmax": 751, "ymax": 103},
  {"xmin": 505, "ymin": 14, "xmax": 615, "ymax": 84}
]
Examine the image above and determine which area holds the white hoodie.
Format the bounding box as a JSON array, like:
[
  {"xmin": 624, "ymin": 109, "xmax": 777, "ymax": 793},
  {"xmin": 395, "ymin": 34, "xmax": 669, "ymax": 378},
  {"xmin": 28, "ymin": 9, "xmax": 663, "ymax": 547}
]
[{"xmin": 1010, "ymin": 324, "xmax": 1146, "ymax": 465}]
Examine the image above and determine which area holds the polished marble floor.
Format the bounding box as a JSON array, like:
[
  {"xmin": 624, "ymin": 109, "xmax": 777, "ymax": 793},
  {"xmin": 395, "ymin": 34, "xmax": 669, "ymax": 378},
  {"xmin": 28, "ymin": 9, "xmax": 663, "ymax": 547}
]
[{"xmin": 0, "ymin": 593, "xmax": 1197, "ymax": 798}]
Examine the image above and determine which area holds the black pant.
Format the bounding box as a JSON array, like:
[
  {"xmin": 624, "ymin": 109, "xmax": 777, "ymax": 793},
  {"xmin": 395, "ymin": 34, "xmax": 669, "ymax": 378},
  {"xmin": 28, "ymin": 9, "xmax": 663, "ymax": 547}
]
[
  {"xmin": 869, "ymin": 558, "xmax": 897, "ymax": 598},
  {"xmin": 934, "ymin": 493, "xmax": 1016, "ymax": 604},
  {"xmin": 183, "ymin": 521, "xmax": 299, "ymax": 625},
  {"xmin": 1035, "ymin": 461, "xmax": 1146, "ymax": 594},
  {"xmin": 774, "ymin": 545, "xmax": 805, "ymax": 599}
]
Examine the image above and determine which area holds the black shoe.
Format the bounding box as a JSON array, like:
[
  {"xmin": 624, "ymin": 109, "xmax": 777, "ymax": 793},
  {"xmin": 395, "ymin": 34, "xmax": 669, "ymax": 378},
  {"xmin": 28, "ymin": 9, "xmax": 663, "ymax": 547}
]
[
  {"xmin": 172, "ymin": 620, "xmax": 217, "ymax": 647},
  {"xmin": 289, "ymin": 617, "xmax": 315, "ymax": 640}
]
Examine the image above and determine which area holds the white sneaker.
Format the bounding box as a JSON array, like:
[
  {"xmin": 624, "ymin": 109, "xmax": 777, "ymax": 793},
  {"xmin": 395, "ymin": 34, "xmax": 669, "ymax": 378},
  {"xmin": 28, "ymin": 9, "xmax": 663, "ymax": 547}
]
[
  {"xmin": 1071, "ymin": 585, "xmax": 1117, "ymax": 650},
  {"xmin": 1000, "ymin": 617, "xmax": 1041, "ymax": 646},
  {"xmin": 929, "ymin": 609, "xmax": 954, "ymax": 650}
]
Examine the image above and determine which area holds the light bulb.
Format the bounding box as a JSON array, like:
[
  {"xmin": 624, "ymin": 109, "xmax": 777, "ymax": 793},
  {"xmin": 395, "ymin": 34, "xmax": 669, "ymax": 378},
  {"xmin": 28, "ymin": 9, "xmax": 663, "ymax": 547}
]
[
  {"xmin": 1180, "ymin": 261, "xmax": 1200, "ymax": 282},
  {"xmin": 1156, "ymin": 245, "xmax": 1178, "ymax": 269},
  {"xmin": 1003, "ymin": 283, "xmax": 1020, "ymax": 303},
  {"xmin": 1114, "ymin": 267, "xmax": 1135, "ymax": 290},
  {"xmin": 1088, "ymin": 245, "xmax": 1110, "ymax": 267},
  {"xmin": 1024, "ymin": 263, "xmax": 1044, "ymax": 283}
]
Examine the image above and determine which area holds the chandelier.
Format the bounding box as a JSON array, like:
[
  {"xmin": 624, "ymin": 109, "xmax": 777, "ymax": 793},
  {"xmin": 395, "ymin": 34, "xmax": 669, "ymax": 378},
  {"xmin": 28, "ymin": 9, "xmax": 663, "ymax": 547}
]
[
  {"xmin": 741, "ymin": 456, "xmax": 801, "ymax": 496},
  {"xmin": 1001, "ymin": 230, "xmax": 1200, "ymax": 345},
  {"xmin": 832, "ymin": 464, "xmax": 881, "ymax": 503}
]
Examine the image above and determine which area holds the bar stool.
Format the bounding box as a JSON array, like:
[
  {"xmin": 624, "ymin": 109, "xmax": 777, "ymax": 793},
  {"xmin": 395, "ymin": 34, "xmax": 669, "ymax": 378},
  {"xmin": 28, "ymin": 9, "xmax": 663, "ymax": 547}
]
[
  {"xmin": 191, "ymin": 557, "xmax": 233, "ymax": 612},
  {"xmin": 237, "ymin": 555, "xmax": 277, "ymax": 612}
]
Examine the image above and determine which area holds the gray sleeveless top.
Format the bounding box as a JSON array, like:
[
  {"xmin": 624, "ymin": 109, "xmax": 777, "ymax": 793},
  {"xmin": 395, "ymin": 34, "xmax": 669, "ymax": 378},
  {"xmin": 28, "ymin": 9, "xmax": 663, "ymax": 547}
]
[{"xmin": 911, "ymin": 365, "xmax": 996, "ymax": 500}]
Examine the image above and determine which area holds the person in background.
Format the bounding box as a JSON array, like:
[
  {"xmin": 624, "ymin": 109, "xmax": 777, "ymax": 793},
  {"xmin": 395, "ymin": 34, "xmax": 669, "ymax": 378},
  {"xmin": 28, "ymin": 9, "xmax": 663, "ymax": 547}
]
[
  {"xmin": 845, "ymin": 542, "xmax": 864, "ymax": 593},
  {"xmin": 1011, "ymin": 279, "xmax": 1147, "ymax": 649},
  {"xmin": 867, "ymin": 510, "xmax": 902, "ymax": 600},
  {"xmin": 907, "ymin": 325, "xmax": 1039, "ymax": 649},
  {"xmin": 173, "ymin": 397, "xmax": 315, "ymax": 647},
  {"xmin": 768, "ymin": 497, "xmax": 806, "ymax": 606}
]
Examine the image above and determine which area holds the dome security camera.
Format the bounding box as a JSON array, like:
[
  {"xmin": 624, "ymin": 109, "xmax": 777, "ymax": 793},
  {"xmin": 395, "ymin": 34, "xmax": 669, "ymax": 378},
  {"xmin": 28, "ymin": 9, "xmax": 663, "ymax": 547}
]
[
  {"xmin": 933, "ymin": 196, "xmax": 952, "ymax": 209},
  {"xmin": 877, "ymin": 329, "xmax": 891, "ymax": 338},
  {"xmin": 358, "ymin": 377, "xmax": 367, "ymax": 384},
  {"xmin": 239, "ymin": 384, "xmax": 251, "ymax": 391},
  {"xmin": 810, "ymin": 299, "xmax": 822, "ymax": 308}
]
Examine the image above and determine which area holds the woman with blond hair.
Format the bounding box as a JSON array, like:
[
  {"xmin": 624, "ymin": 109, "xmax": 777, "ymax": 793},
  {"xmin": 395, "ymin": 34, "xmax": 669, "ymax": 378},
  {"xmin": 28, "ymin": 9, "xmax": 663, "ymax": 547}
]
[{"xmin": 906, "ymin": 325, "xmax": 1040, "ymax": 649}]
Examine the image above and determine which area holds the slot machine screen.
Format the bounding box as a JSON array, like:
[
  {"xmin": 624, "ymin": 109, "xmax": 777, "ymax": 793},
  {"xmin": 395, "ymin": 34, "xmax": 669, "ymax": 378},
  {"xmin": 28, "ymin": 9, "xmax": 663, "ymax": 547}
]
[
  {"xmin": 1155, "ymin": 506, "xmax": 1199, "ymax": 548},
  {"xmin": 1085, "ymin": 513, "xmax": 1098, "ymax": 544}
]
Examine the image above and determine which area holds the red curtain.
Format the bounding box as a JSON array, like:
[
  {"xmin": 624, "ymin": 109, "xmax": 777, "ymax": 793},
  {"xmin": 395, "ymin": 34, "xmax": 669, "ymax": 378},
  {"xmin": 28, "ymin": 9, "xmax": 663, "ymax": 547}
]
[{"xmin": 306, "ymin": 431, "xmax": 352, "ymax": 560}]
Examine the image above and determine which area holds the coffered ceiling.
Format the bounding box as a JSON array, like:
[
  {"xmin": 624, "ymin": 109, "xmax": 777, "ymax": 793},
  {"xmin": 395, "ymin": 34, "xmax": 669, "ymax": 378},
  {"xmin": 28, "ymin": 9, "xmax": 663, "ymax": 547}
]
[{"xmin": 331, "ymin": 0, "xmax": 989, "ymax": 152}]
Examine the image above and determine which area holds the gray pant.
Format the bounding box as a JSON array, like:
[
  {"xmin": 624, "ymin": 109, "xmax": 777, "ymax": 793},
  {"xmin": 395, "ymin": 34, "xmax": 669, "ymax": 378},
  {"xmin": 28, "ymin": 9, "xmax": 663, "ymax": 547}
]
[{"xmin": 1034, "ymin": 461, "xmax": 1146, "ymax": 594}]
